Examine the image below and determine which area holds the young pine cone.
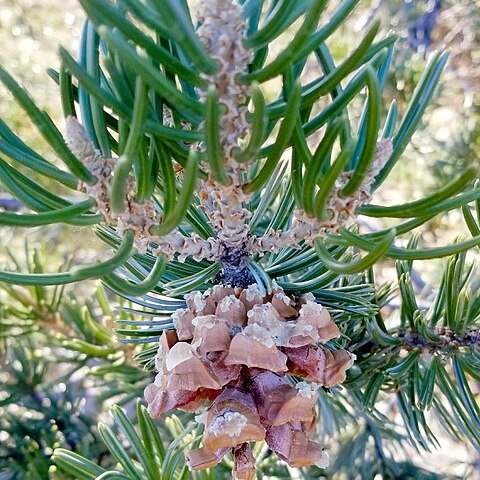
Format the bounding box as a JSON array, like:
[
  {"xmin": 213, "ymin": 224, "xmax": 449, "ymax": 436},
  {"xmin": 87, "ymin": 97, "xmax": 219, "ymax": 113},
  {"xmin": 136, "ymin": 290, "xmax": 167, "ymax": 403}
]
[{"xmin": 144, "ymin": 284, "xmax": 354, "ymax": 478}]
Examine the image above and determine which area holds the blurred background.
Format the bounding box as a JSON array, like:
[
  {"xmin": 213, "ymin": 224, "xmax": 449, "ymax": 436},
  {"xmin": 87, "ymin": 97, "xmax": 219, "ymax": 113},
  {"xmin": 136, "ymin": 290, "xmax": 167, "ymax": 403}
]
[{"xmin": 0, "ymin": 0, "xmax": 479, "ymax": 478}]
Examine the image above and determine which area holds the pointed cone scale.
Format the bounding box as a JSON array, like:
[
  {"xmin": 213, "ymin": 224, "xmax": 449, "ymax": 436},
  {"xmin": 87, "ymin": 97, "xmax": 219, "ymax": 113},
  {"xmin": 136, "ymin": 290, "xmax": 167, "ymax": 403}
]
[
  {"xmin": 186, "ymin": 446, "xmax": 229, "ymax": 470},
  {"xmin": 193, "ymin": 315, "xmax": 232, "ymax": 355},
  {"xmin": 239, "ymin": 284, "xmax": 263, "ymax": 310},
  {"xmin": 265, "ymin": 423, "xmax": 328, "ymax": 469},
  {"xmin": 144, "ymin": 384, "xmax": 210, "ymax": 418},
  {"xmin": 271, "ymin": 291, "xmax": 298, "ymax": 318},
  {"xmin": 323, "ymin": 348, "xmax": 355, "ymax": 387},
  {"xmin": 209, "ymin": 285, "xmax": 237, "ymax": 303},
  {"xmin": 207, "ymin": 351, "xmax": 242, "ymax": 386},
  {"xmin": 224, "ymin": 332, "xmax": 288, "ymax": 372},
  {"xmin": 233, "ymin": 443, "xmax": 256, "ymax": 480},
  {"xmin": 172, "ymin": 308, "xmax": 196, "ymax": 341},
  {"xmin": 298, "ymin": 301, "xmax": 340, "ymax": 342},
  {"xmin": 203, "ymin": 390, "xmax": 265, "ymax": 451},
  {"xmin": 250, "ymin": 371, "xmax": 317, "ymax": 426},
  {"xmin": 215, "ymin": 294, "xmax": 248, "ymax": 326},
  {"xmin": 166, "ymin": 342, "xmax": 222, "ymax": 391},
  {"xmin": 284, "ymin": 345, "xmax": 353, "ymax": 387}
]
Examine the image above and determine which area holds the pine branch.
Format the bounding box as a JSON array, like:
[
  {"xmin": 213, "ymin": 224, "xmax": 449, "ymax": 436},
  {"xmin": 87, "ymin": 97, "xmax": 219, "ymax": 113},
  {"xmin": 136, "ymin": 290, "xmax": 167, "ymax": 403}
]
[{"xmin": 0, "ymin": 0, "xmax": 479, "ymax": 478}]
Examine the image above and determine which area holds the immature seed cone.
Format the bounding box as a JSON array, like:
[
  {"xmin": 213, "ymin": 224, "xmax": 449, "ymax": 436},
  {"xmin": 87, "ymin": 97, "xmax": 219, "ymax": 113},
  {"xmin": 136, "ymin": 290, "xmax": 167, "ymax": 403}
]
[{"xmin": 145, "ymin": 284, "xmax": 354, "ymax": 475}]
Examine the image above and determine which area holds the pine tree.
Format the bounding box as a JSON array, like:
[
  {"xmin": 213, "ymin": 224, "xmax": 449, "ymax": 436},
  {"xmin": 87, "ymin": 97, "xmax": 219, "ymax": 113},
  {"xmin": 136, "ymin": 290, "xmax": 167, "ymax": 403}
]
[{"xmin": 0, "ymin": 0, "xmax": 479, "ymax": 479}]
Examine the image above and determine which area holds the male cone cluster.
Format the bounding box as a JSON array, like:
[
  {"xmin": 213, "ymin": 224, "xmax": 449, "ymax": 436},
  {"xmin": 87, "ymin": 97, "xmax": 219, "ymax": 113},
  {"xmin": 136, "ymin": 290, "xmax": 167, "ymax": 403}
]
[{"xmin": 145, "ymin": 284, "xmax": 354, "ymax": 478}]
